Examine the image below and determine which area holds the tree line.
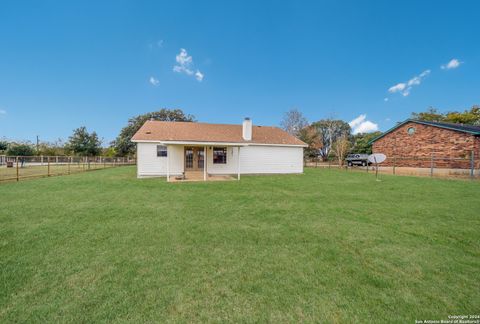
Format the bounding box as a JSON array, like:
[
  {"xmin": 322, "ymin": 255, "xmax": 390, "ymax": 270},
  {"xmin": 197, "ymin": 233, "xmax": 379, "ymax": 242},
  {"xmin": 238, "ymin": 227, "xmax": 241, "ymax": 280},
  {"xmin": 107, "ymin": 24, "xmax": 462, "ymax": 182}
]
[
  {"xmin": 0, "ymin": 109, "xmax": 194, "ymax": 157},
  {"xmin": 279, "ymin": 109, "xmax": 381, "ymax": 165},
  {"xmin": 411, "ymin": 105, "xmax": 480, "ymax": 124},
  {"xmin": 1, "ymin": 105, "xmax": 477, "ymax": 158},
  {"xmin": 280, "ymin": 104, "xmax": 480, "ymax": 165}
]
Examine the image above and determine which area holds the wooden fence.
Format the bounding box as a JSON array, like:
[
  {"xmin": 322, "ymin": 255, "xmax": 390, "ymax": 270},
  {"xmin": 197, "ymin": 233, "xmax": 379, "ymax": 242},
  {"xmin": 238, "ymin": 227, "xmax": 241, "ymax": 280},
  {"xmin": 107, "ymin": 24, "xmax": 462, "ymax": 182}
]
[
  {"xmin": 0, "ymin": 155, "xmax": 135, "ymax": 183},
  {"xmin": 305, "ymin": 152, "xmax": 480, "ymax": 180}
]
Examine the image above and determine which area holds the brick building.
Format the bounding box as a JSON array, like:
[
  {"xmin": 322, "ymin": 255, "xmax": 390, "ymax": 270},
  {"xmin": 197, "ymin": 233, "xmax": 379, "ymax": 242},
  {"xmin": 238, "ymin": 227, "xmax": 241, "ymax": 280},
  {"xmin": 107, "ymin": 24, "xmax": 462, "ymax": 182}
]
[{"xmin": 370, "ymin": 119, "xmax": 480, "ymax": 168}]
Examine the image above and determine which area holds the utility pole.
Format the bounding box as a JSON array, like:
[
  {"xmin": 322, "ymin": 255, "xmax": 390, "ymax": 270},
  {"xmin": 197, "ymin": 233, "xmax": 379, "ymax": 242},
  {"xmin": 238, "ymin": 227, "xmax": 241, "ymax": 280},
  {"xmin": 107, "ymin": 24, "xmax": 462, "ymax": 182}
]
[{"xmin": 36, "ymin": 135, "xmax": 39, "ymax": 153}]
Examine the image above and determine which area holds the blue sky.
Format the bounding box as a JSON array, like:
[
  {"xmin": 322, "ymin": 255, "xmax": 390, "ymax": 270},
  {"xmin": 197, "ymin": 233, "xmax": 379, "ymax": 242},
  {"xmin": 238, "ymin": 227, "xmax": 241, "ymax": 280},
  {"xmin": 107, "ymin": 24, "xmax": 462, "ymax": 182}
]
[{"xmin": 0, "ymin": 0, "xmax": 479, "ymax": 143}]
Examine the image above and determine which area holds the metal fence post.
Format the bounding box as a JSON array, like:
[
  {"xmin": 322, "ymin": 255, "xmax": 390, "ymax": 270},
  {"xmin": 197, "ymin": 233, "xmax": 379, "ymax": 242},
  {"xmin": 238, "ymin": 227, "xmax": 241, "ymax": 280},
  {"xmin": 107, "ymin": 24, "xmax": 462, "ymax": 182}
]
[
  {"xmin": 16, "ymin": 156, "xmax": 19, "ymax": 181},
  {"xmin": 47, "ymin": 156, "xmax": 50, "ymax": 177},
  {"xmin": 470, "ymin": 150, "xmax": 474, "ymax": 179},
  {"xmin": 430, "ymin": 153, "xmax": 434, "ymax": 177},
  {"xmin": 393, "ymin": 156, "xmax": 396, "ymax": 175},
  {"xmin": 68, "ymin": 157, "xmax": 71, "ymax": 175}
]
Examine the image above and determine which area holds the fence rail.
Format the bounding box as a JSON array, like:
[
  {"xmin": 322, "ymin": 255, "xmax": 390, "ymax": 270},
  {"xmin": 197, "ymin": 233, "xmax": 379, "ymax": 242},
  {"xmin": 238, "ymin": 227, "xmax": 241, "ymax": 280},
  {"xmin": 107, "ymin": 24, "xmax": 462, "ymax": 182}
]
[
  {"xmin": 0, "ymin": 155, "xmax": 135, "ymax": 183},
  {"xmin": 305, "ymin": 153, "xmax": 480, "ymax": 180}
]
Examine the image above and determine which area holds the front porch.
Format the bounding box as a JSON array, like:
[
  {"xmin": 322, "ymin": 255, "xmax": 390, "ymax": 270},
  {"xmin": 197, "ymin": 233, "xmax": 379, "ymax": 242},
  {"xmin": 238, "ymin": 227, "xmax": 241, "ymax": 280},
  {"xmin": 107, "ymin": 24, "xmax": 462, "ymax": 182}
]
[{"xmin": 162, "ymin": 143, "xmax": 244, "ymax": 182}]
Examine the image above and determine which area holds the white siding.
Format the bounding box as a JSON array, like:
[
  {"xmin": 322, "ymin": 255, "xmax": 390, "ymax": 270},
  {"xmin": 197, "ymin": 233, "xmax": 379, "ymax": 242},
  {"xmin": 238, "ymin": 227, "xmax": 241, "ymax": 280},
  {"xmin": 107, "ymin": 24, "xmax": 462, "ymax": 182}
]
[
  {"xmin": 206, "ymin": 146, "xmax": 239, "ymax": 175},
  {"xmin": 136, "ymin": 143, "xmax": 184, "ymax": 178},
  {"xmin": 207, "ymin": 145, "xmax": 303, "ymax": 175},
  {"xmin": 136, "ymin": 143, "xmax": 304, "ymax": 177}
]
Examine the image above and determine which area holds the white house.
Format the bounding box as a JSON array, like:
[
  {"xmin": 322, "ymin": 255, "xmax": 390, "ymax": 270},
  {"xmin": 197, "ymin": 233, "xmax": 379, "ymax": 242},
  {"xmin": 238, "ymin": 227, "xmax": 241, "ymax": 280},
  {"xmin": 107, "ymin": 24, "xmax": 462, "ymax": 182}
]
[{"xmin": 131, "ymin": 118, "xmax": 307, "ymax": 181}]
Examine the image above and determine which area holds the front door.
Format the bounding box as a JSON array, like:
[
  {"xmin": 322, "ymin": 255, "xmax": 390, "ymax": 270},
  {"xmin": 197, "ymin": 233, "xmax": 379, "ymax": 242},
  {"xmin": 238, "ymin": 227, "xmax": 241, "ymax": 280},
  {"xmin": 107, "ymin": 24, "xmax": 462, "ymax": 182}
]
[{"xmin": 185, "ymin": 147, "xmax": 204, "ymax": 171}]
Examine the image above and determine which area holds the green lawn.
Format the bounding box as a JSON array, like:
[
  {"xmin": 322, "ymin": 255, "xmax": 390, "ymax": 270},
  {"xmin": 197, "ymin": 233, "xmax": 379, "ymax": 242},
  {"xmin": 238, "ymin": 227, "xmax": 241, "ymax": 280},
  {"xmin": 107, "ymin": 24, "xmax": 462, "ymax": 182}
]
[{"xmin": 1, "ymin": 167, "xmax": 479, "ymax": 323}]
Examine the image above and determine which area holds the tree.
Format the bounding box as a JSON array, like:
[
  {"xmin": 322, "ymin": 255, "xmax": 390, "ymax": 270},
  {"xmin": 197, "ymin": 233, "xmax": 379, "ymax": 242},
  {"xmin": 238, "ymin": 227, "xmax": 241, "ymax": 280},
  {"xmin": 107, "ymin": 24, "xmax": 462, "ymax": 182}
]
[
  {"xmin": 445, "ymin": 105, "xmax": 480, "ymax": 125},
  {"xmin": 280, "ymin": 108, "xmax": 309, "ymax": 136},
  {"xmin": 0, "ymin": 140, "xmax": 7, "ymax": 152},
  {"xmin": 65, "ymin": 127, "xmax": 102, "ymax": 156},
  {"xmin": 37, "ymin": 139, "xmax": 66, "ymax": 156},
  {"xmin": 6, "ymin": 143, "xmax": 35, "ymax": 156},
  {"xmin": 350, "ymin": 131, "xmax": 383, "ymax": 154},
  {"xmin": 113, "ymin": 108, "xmax": 195, "ymax": 156},
  {"xmin": 411, "ymin": 105, "xmax": 480, "ymax": 125},
  {"xmin": 332, "ymin": 135, "xmax": 351, "ymax": 166},
  {"xmin": 297, "ymin": 126, "xmax": 321, "ymax": 159},
  {"xmin": 311, "ymin": 119, "xmax": 351, "ymax": 161},
  {"xmin": 102, "ymin": 147, "xmax": 117, "ymax": 157},
  {"xmin": 411, "ymin": 107, "xmax": 445, "ymax": 122}
]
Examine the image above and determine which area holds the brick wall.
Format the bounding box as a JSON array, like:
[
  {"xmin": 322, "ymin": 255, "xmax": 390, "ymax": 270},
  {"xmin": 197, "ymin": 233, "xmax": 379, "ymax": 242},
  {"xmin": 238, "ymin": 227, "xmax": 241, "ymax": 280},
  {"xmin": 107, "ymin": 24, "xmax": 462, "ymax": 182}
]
[{"xmin": 372, "ymin": 121, "xmax": 480, "ymax": 168}]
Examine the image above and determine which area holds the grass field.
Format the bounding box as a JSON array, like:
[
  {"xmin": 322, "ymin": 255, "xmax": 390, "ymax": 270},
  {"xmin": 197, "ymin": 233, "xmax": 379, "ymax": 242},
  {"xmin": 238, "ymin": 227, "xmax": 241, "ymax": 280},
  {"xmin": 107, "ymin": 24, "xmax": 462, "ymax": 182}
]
[
  {"xmin": 0, "ymin": 163, "xmax": 127, "ymax": 182},
  {"xmin": 1, "ymin": 167, "xmax": 479, "ymax": 322}
]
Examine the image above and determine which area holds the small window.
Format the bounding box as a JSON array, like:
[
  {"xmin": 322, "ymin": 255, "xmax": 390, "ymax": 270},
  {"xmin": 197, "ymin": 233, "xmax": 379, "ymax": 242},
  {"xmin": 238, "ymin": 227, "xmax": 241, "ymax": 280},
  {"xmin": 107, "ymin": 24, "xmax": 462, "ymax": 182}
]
[
  {"xmin": 407, "ymin": 127, "xmax": 415, "ymax": 135},
  {"xmin": 157, "ymin": 145, "xmax": 167, "ymax": 157},
  {"xmin": 213, "ymin": 147, "xmax": 227, "ymax": 164}
]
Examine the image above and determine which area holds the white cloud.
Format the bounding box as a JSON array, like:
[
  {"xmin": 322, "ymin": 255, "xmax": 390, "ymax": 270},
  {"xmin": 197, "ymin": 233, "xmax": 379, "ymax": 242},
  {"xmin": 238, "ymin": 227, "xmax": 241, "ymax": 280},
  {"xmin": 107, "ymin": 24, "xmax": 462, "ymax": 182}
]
[
  {"xmin": 349, "ymin": 114, "xmax": 366, "ymax": 129},
  {"xmin": 173, "ymin": 48, "xmax": 204, "ymax": 82},
  {"xmin": 349, "ymin": 114, "xmax": 379, "ymax": 134},
  {"xmin": 354, "ymin": 121, "xmax": 378, "ymax": 134},
  {"xmin": 149, "ymin": 76, "xmax": 159, "ymax": 86},
  {"xmin": 388, "ymin": 69, "xmax": 430, "ymax": 97},
  {"xmin": 388, "ymin": 83, "xmax": 406, "ymax": 93},
  {"xmin": 441, "ymin": 58, "xmax": 462, "ymax": 70},
  {"xmin": 195, "ymin": 70, "xmax": 204, "ymax": 82}
]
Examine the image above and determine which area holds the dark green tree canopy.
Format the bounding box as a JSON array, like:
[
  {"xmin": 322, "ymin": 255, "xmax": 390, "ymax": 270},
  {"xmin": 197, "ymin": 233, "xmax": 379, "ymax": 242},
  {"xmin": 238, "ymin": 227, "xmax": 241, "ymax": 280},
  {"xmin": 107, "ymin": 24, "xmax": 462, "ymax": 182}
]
[
  {"xmin": 350, "ymin": 131, "xmax": 383, "ymax": 154},
  {"xmin": 65, "ymin": 127, "xmax": 102, "ymax": 156},
  {"xmin": 6, "ymin": 143, "xmax": 35, "ymax": 156},
  {"xmin": 113, "ymin": 108, "xmax": 195, "ymax": 156},
  {"xmin": 0, "ymin": 140, "xmax": 8, "ymax": 152}
]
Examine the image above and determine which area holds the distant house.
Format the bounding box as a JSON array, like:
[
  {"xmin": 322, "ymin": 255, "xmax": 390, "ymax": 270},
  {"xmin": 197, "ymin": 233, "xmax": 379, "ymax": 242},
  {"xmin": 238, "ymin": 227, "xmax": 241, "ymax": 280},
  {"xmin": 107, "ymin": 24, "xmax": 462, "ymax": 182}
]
[
  {"xmin": 131, "ymin": 118, "xmax": 307, "ymax": 180},
  {"xmin": 370, "ymin": 119, "xmax": 480, "ymax": 168}
]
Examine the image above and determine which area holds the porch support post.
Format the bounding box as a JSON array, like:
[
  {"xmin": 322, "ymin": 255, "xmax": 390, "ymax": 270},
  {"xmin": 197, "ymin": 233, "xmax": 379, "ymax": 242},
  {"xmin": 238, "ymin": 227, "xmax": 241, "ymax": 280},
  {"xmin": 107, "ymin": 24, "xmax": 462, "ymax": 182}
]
[
  {"xmin": 204, "ymin": 146, "xmax": 207, "ymax": 181},
  {"xmin": 166, "ymin": 145, "xmax": 170, "ymax": 182},
  {"xmin": 237, "ymin": 146, "xmax": 241, "ymax": 180}
]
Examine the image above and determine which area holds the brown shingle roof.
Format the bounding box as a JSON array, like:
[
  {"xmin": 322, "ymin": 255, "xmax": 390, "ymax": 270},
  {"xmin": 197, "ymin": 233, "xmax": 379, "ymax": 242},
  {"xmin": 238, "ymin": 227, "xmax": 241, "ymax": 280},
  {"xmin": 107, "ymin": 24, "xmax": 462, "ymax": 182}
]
[{"xmin": 131, "ymin": 120, "xmax": 307, "ymax": 146}]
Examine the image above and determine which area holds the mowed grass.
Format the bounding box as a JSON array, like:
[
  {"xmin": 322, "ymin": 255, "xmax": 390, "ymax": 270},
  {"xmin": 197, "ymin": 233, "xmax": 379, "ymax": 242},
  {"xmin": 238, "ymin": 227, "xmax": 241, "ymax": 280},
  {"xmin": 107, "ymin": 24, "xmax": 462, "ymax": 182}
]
[
  {"xmin": 0, "ymin": 167, "xmax": 479, "ymax": 323},
  {"xmin": 0, "ymin": 163, "xmax": 119, "ymax": 182}
]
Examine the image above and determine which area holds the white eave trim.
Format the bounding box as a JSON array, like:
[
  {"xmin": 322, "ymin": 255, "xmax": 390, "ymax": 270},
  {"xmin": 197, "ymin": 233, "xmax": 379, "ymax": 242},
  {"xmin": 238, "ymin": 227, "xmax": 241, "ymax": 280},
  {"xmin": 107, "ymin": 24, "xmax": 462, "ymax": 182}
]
[{"xmin": 131, "ymin": 139, "xmax": 307, "ymax": 148}]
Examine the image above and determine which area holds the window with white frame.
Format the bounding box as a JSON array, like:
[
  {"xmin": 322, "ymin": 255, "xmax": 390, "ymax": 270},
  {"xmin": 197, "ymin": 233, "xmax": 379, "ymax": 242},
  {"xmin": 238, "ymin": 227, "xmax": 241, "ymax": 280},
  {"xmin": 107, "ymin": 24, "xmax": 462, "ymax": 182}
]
[
  {"xmin": 157, "ymin": 145, "xmax": 167, "ymax": 157},
  {"xmin": 213, "ymin": 147, "xmax": 227, "ymax": 164}
]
